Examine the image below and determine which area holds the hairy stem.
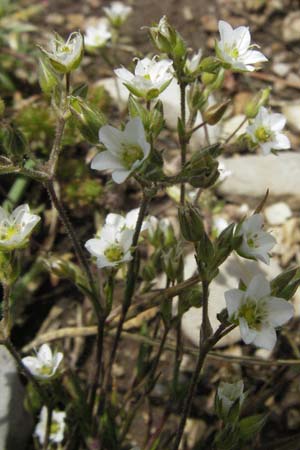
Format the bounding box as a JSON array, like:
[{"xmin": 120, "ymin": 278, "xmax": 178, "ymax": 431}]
[
  {"xmin": 105, "ymin": 191, "xmax": 152, "ymax": 382},
  {"xmin": 45, "ymin": 180, "xmax": 101, "ymax": 319},
  {"xmin": 2, "ymin": 338, "xmax": 52, "ymax": 407},
  {"xmin": 2, "ymin": 283, "xmax": 11, "ymax": 334},
  {"xmin": 171, "ymin": 324, "xmax": 235, "ymax": 450},
  {"xmin": 179, "ymin": 83, "xmax": 187, "ymax": 205},
  {"xmin": 43, "ymin": 407, "xmax": 53, "ymax": 450}
]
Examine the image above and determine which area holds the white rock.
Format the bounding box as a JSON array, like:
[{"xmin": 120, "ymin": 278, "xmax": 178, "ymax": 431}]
[
  {"xmin": 265, "ymin": 202, "xmax": 292, "ymax": 225},
  {"xmin": 282, "ymin": 12, "xmax": 300, "ymax": 43},
  {"xmin": 282, "ymin": 102, "xmax": 300, "ymax": 132},
  {"xmin": 272, "ymin": 62, "xmax": 291, "ymax": 78},
  {"xmin": 0, "ymin": 346, "xmax": 33, "ymax": 449},
  {"xmin": 179, "ymin": 253, "xmax": 281, "ymax": 348},
  {"xmin": 217, "ymin": 153, "xmax": 300, "ymax": 209},
  {"xmin": 220, "ymin": 114, "xmax": 248, "ymax": 141}
]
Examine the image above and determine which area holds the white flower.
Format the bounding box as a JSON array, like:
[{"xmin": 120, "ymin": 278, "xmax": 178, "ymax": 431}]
[
  {"xmin": 0, "ymin": 204, "xmax": 40, "ymax": 251},
  {"xmin": 217, "ymin": 380, "xmax": 245, "ymax": 415},
  {"xmin": 216, "ymin": 20, "xmax": 267, "ymax": 72},
  {"xmin": 115, "ymin": 56, "xmax": 173, "ymax": 99},
  {"xmin": 39, "ymin": 32, "xmax": 83, "ymax": 73},
  {"xmin": 22, "ymin": 344, "xmax": 63, "ymax": 379},
  {"xmin": 218, "ymin": 161, "xmax": 232, "ymax": 182},
  {"xmin": 91, "ymin": 117, "xmax": 150, "ymax": 183},
  {"xmin": 103, "ymin": 2, "xmax": 132, "ymax": 26},
  {"xmin": 85, "ymin": 19, "xmax": 111, "ymax": 49},
  {"xmin": 35, "ymin": 407, "xmax": 66, "ymax": 445},
  {"xmin": 184, "ymin": 50, "xmax": 202, "ymax": 75},
  {"xmin": 85, "ymin": 223, "xmax": 134, "ymax": 268},
  {"xmin": 213, "ymin": 217, "xmax": 229, "ymax": 236},
  {"xmin": 236, "ymin": 214, "xmax": 276, "ymax": 265},
  {"xmin": 246, "ymin": 106, "xmax": 290, "ymax": 155},
  {"xmin": 225, "ymin": 274, "xmax": 294, "ymax": 350},
  {"xmin": 105, "ymin": 208, "xmax": 149, "ymax": 232}
]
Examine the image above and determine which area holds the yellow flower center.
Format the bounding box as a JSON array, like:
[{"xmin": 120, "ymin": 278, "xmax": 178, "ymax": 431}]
[
  {"xmin": 247, "ymin": 233, "xmax": 259, "ymax": 248},
  {"xmin": 229, "ymin": 47, "xmax": 239, "ymax": 59},
  {"xmin": 38, "ymin": 365, "xmax": 53, "ymax": 376},
  {"xmin": 104, "ymin": 244, "xmax": 124, "ymax": 262},
  {"xmin": 60, "ymin": 45, "xmax": 71, "ymax": 54},
  {"xmin": 255, "ymin": 126, "xmax": 271, "ymax": 143},
  {"xmin": 239, "ymin": 299, "xmax": 266, "ymax": 330},
  {"xmin": 0, "ymin": 224, "xmax": 20, "ymax": 241},
  {"xmin": 121, "ymin": 144, "xmax": 144, "ymax": 169},
  {"xmin": 50, "ymin": 421, "xmax": 60, "ymax": 435}
]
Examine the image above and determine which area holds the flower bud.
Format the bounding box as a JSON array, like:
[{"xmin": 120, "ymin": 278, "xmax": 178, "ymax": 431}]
[
  {"xmin": 70, "ymin": 97, "xmax": 106, "ymax": 144},
  {"xmin": 149, "ymin": 16, "xmax": 186, "ymax": 61},
  {"xmin": 215, "ymin": 380, "xmax": 245, "ymax": 423},
  {"xmin": 38, "ymin": 32, "xmax": 84, "ymax": 74},
  {"xmin": 203, "ymin": 68, "xmax": 225, "ymax": 91},
  {"xmin": 0, "ymin": 98, "xmax": 5, "ymax": 117},
  {"xmin": 178, "ymin": 203, "xmax": 205, "ymax": 242},
  {"xmin": 149, "ymin": 16, "xmax": 177, "ymax": 54},
  {"xmin": 187, "ymin": 81, "xmax": 207, "ymax": 111},
  {"xmin": 38, "ymin": 56, "xmax": 61, "ymax": 94},
  {"xmin": 162, "ymin": 244, "xmax": 183, "ymax": 282},
  {"xmin": 203, "ymin": 100, "xmax": 230, "ymax": 125},
  {"xmin": 199, "ymin": 56, "xmax": 221, "ymax": 73},
  {"xmin": 244, "ymin": 87, "xmax": 271, "ymax": 119},
  {"xmin": 184, "ymin": 50, "xmax": 202, "ymax": 77},
  {"xmin": 186, "ymin": 151, "xmax": 220, "ymax": 188},
  {"xmin": 0, "ymin": 252, "xmax": 18, "ymax": 285},
  {"xmin": 2, "ymin": 125, "xmax": 27, "ymax": 162}
]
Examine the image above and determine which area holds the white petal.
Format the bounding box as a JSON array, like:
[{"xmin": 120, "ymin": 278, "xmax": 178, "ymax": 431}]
[
  {"xmin": 120, "ymin": 251, "xmax": 133, "ymax": 263},
  {"xmin": 273, "ymin": 133, "xmax": 290, "ymax": 150},
  {"xmin": 241, "ymin": 214, "xmax": 263, "ymax": 233},
  {"xmin": 11, "ymin": 204, "xmax": 29, "ymax": 221},
  {"xmin": 125, "ymin": 208, "xmax": 139, "ymax": 229},
  {"xmin": 91, "ymin": 151, "xmax": 123, "ymax": 171},
  {"xmin": 234, "ymin": 26, "xmax": 251, "ymax": 51},
  {"xmin": 224, "ymin": 289, "xmax": 244, "ymax": 317},
  {"xmin": 106, "ymin": 213, "xmax": 125, "ymax": 229},
  {"xmin": 112, "ymin": 169, "xmax": 131, "ymax": 183},
  {"xmin": 85, "ymin": 238, "xmax": 107, "ymax": 257},
  {"xmin": 239, "ymin": 317, "xmax": 257, "ymax": 344},
  {"xmin": 270, "ymin": 114, "xmax": 286, "ymax": 131},
  {"xmin": 243, "ymin": 50, "xmax": 268, "ymax": 64},
  {"xmin": 38, "ymin": 344, "xmax": 52, "ymax": 363},
  {"xmin": 96, "ymin": 255, "xmax": 115, "ymax": 268},
  {"xmin": 52, "ymin": 352, "xmax": 63, "ymax": 372},
  {"xmin": 114, "ymin": 67, "xmax": 134, "ymax": 82},
  {"xmin": 253, "ymin": 325, "xmax": 277, "ymax": 350},
  {"xmin": 246, "ymin": 274, "xmax": 270, "ymax": 299},
  {"xmin": 260, "ymin": 142, "xmax": 273, "ymax": 155},
  {"xmin": 218, "ymin": 20, "xmax": 234, "ymax": 44},
  {"xmin": 99, "ymin": 125, "xmax": 123, "ymax": 155},
  {"xmin": 119, "ymin": 229, "xmax": 134, "ymax": 251},
  {"xmin": 266, "ymin": 297, "xmax": 294, "ymax": 327},
  {"xmin": 22, "ymin": 356, "xmax": 40, "ymax": 375},
  {"xmin": 125, "ymin": 117, "xmax": 145, "ymax": 142}
]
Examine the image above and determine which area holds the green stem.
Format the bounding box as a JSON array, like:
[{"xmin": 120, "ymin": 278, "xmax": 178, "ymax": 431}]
[
  {"xmin": 2, "ymin": 338, "xmax": 52, "ymax": 407},
  {"xmin": 107, "ymin": 191, "xmax": 152, "ymax": 375},
  {"xmin": 2, "ymin": 283, "xmax": 11, "ymax": 334},
  {"xmin": 48, "ymin": 116, "xmax": 66, "ymax": 178},
  {"xmin": 45, "ymin": 180, "xmax": 101, "ymax": 319},
  {"xmin": 43, "ymin": 407, "xmax": 53, "ymax": 450},
  {"xmin": 224, "ymin": 116, "xmax": 247, "ymax": 145},
  {"xmin": 179, "ymin": 83, "xmax": 187, "ymax": 205},
  {"xmin": 171, "ymin": 324, "xmax": 235, "ymax": 450}
]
